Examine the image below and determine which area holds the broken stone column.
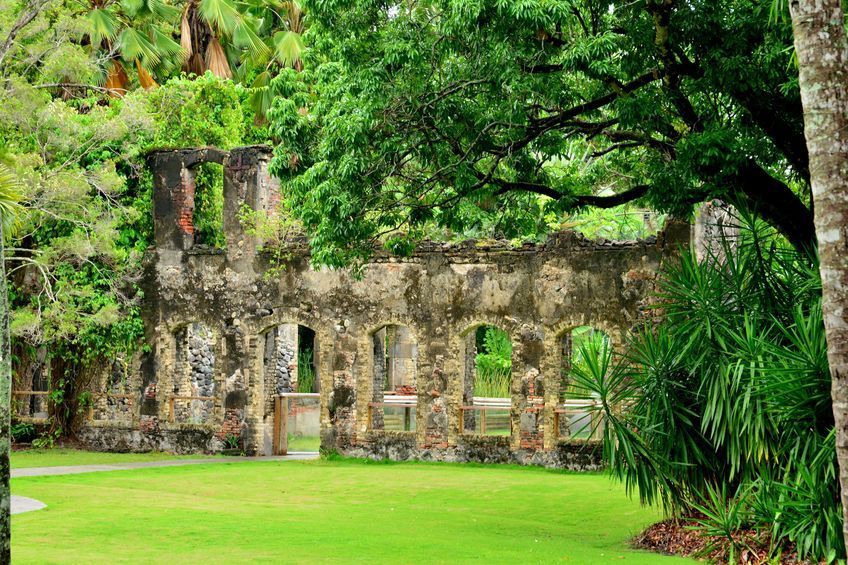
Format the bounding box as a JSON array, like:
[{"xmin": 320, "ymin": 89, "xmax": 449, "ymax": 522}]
[
  {"xmin": 371, "ymin": 327, "xmax": 387, "ymax": 429},
  {"xmin": 422, "ymin": 351, "xmax": 449, "ymax": 449},
  {"xmin": 223, "ymin": 146, "xmax": 281, "ymax": 265},
  {"xmin": 693, "ymin": 200, "xmax": 739, "ymax": 263},
  {"xmin": 462, "ymin": 332, "xmax": 476, "ymax": 432},
  {"xmin": 327, "ymin": 330, "xmax": 357, "ymax": 449},
  {"xmin": 516, "ymin": 325, "xmax": 545, "ymax": 450}
]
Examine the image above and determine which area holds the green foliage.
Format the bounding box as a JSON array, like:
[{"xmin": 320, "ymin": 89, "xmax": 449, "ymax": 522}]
[
  {"xmin": 474, "ymin": 326, "xmax": 511, "ymax": 398},
  {"xmin": 269, "ymin": 0, "xmax": 813, "ymax": 265},
  {"xmin": 10, "ymin": 421, "xmax": 36, "ymax": 443},
  {"xmin": 569, "ymin": 216, "xmax": 841, "ymax": 561},
  {"xmin": 296, "ymin": 347, "xmax": 315, "ymax": 393},
  {"xmin": 689, "ymin": 484, "xmax": 756, "ymax": 563}
]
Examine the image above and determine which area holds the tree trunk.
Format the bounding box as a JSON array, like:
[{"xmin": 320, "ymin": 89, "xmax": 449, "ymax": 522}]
[
  {"xmin": 0, "ymin": 219, "xmax": 11, "ymax": 562},
  {"xmin": 789, "ymin": 0, "xmax": 848, "ymax": 551}
]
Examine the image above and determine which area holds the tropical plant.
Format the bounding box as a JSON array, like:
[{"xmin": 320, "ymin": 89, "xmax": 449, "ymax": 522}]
[
  {"xmin": 474, "ymin": 326, "xmax": 511, "ymax": 398},
  {"xmin": 223, "ymin": 432, "xmax": 240, "ymax": 449},
  {"xmin": 79, "ymin": 0, "xmax": 305, "ymax": 99},
  {"xmin": 569, "ymin": 215, "xmax": 842, "ymax": 561},
  {"xmin": 85, "ymin": 0, "xmax": 183, "ymax": 93},
  {"xmin": 296, "ymin": 347, "xmax": 314, "ymax": 393}
]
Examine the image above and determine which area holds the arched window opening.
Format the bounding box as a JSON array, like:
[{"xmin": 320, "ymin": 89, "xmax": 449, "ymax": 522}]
[
  {"xmin": 461, "ymin": 325, "xmax": 512, "ymax": 436},
  {"xmin": 555, "ymin": 326, "xmax": 610, "ymax": 440},
  {"xmin": 263, "ymin": 323, "xmax": 320, "ymax": 453},
  {"xmin": 171, "ymin": 323, "xmax": 215, "ymax": 424},
  {"xmin": 368, "ymin": 325, "xmax": 417, "ymax": 432}
]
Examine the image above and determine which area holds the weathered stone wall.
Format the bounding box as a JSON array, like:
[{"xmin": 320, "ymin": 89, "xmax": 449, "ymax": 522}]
[{"xmin": 78, "ymin": 145, "xmax": 690, "ymax": 469}]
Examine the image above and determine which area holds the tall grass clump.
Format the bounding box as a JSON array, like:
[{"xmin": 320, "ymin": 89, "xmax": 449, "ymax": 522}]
[
  {"xmin": 475, "ymin": 327, "xmax": 512, "ymax": 398},
  {"xmin": 569, "ymin": 213, "xmax": 843, "ymax": 562},
  {"xmin": 297, "ymin": 348, "xmax": 315, "ymax": 393}
]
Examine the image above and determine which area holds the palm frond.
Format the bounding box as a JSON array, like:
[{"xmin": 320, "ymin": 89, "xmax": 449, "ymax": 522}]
[
  {"xmin": 273, "ymin": 30, "xmax": 304, "ymax": 68},
  {"xmin": 180, "ymin": 7, "xmax": 193, "ymax": 61},
  {"xmin": 88, "ymin": 9, "xmax": 119, "ymax": 46},
  {"xmin": 117, "ymin": 27, "xmax": 161, "ymax": 67},
  {"xmin": 233, "ymin": 18, "xmax": 270, "ymax": 59},
  {"xmin": 0, "ymin": 165, "xmax": 23, "ymax": 239},
  {"xmin": 205, "ymin": 36, "xmax": 232, "ymax": 78},
  {"xmin": 135, "ymin": 59, "xmax": 158, "ymax": 89},
  {"xmin": 199, "ymin": 0, "xmax": 239, "ymax": 35}
]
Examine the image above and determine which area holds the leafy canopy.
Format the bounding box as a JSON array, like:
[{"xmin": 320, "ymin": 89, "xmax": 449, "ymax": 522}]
[{"xmin": 269, "ymin": 0, "xmax": 814, "ymax": 267}]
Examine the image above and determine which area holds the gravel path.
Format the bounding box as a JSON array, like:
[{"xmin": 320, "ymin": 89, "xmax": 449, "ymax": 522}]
[
  {"xmin": 10, "ymin": 452, "xmax": 319, "ymax": 515},
  {"xmin": 11, "ymin": 452, "xmax": 319, "ymax": 478},
  {"xmin": 11, "ymin": 495, "xmax": 47, "ymax": 515}
]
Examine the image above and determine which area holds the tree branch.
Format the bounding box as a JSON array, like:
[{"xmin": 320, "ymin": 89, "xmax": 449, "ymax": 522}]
[
  {"xmin": 492, "ymin": 180, "xmax": 650, "ymax": 209},
  {"xmin": 0, "ymin": 0, "xmax": 52, "ymax": 70}
]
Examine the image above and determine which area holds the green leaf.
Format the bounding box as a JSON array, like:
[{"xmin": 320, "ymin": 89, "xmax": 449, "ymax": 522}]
[
  {"xmin": 198, "ymin": 0, "xmax": 240, "ymax": 35},
  {"xmin": 273, "ymin": 30, "xmax": 304, "ymax": 68},
  {"xmin": 116, "ymin": 27, "xmax": 161, "ymax": 67},
  {"xmin": 88, "ymin": 9, "xmax": 119, "ymax": 45},
  {"xmin": 149, "ymin": 24, "xmax": 182, "ymax": 56},
  {"xmin": 232, "ymin": 18, "xmax": 270, "ymax": 59}
]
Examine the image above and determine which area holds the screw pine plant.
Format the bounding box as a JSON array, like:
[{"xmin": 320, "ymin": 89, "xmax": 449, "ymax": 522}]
[{"xmin": 569, "ymin": 213, "xmax": 843, "ymax": 561}]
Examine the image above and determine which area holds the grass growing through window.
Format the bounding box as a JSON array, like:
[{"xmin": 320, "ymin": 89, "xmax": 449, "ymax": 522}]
[
  {"xmin": 296, "ymin": 348, "xmax": 315, "ymax": 393},
  {"xmin": 474, "ymin": 326, "xmax": 512, "ymax": 398}
]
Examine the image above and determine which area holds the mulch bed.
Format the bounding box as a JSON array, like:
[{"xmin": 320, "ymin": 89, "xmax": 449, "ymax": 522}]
[{"xmin": 632, "ymin": 519, "xmax": 817, "ymax": 564}]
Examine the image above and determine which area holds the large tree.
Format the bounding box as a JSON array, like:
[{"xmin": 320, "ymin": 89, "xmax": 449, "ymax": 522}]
[
  {"xmin": 788, "ymin": 0, "xmax": 848, "ymax": 551},
  {"xmin": 269, "ymin": 0, "xmax": 815, "ymax": 265},
  {"xmin": 0, "ymin": 165, "xmax": 21, "ymax": 563}
]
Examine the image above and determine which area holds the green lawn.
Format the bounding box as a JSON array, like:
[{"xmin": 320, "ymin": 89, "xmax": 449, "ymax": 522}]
[
  {"xmin": 11, "ymin": 457, "xmax": 693, "ymax": 563},
  {"xmin": 11, "ymin": 448, "xmax": 214, "ymax": 468},
  {"xmin": 286, "ymin": 434, "xmax": 321, "ymax": 452}
]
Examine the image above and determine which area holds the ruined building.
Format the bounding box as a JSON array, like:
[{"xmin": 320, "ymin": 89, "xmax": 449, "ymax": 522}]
[{"xmin": 31, "ymin": 146, "xmax": 690, "ymax": 469}]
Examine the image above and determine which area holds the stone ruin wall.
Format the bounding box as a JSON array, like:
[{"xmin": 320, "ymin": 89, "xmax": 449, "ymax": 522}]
[{"xmin": 77, "ymin": 145, "xmax": 690, "ymax": 470}]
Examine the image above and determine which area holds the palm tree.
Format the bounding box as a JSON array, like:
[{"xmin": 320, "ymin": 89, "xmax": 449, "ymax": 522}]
[
  {"xmin": 0, "ymin": 164, "xmax": 22, "ymax": 563},
  {"xmin": 247, "ymin": 0, "xmax": 306, "ymax": 119},
  {"xmin": 84, "ymin": 0, "xmax": 304, "ymax": 100},
  {"xmin": 87, "ymin": 0, "xmax": 183, "ymax": 93},
  {"xmin": 179, "ymin": 0, "xmax": 269, "ymax": 79}
]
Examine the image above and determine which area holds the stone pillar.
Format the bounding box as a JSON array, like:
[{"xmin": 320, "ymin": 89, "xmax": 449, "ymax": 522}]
[
  {"xmin": 462, "ymin": 332, "xmax": 476, "ymax": 432},
  {"xmin": 693, "ymin": 200, "xmax": 739, "ymax": 263},
  {"xmin": 421, "ymin": 351, "xmax": 449, "ymax": 449},
  {"xmin": 223, "ymin": 146, "xmax": 281, "ymax": 264},
  {"xmin": 516, "ymin": 324, "xmax": 545, "ymax": 451},
  {"xmin": 557, "ymin": 332, "xmax": 572, "ymax": 439},
  {"xmin": 371, "ymin": 328, "xmax": 386, "ymax": 429},
  {"xmin": 218, "ymin": 320, "xmax": 252, "ymax": 451},
  {"xmin": 328, "ymin": 329, "xmax": 357, "ymax": 449}
]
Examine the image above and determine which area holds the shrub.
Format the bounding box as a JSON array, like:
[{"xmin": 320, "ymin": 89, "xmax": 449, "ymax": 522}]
[
  {"xmin": 570, "ymin": 214, "xmax": 842, "ymax": 561},
  {"xmin": 10, "ymin": 421, "xmax": 36, "ymax": 443}
]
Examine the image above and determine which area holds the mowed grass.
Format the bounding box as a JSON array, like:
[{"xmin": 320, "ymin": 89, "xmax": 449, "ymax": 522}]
[
  {"xmin": 11, "ymin": 448, "xmax": 215, "ymax": 468},
  {"xmin": 11, "ymin": 458, "xmax": 693, "ymax": 564},
  {"xmin": 286, "ymin": 434, "xmax": 321, "ymax": 452}
]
